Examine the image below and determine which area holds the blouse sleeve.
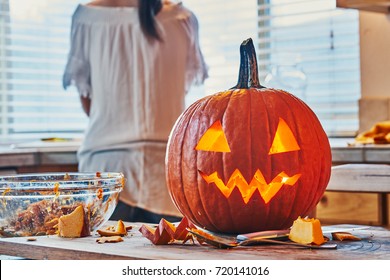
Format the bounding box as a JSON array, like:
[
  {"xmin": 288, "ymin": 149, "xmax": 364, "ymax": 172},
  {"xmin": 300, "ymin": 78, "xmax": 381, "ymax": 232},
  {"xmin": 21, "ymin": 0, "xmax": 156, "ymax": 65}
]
[
  {"xmin": 184, "ymin": 11, "xmax": 209, "ymax": 92},
  {"xmin": 62, "ymin": 14, "xmax": 92, "ymax": 98}
]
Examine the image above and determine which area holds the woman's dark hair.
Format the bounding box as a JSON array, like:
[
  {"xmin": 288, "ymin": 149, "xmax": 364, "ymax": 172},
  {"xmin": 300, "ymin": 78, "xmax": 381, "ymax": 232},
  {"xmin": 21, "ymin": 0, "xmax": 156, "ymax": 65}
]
[{"xmin": 138, "ymin": 0, "xmax": 163, "ymax": 41}]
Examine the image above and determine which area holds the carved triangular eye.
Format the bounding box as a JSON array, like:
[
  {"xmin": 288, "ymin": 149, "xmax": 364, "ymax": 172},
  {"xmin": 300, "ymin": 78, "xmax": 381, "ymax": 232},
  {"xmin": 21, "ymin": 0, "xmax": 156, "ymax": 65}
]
[
  {"xmin": 195, "ymin": 120, "xmax": 231, "ymax": 152},
  {"xmin": 269, "ymin": 118, "xmax": 300, "ymax": 155}
]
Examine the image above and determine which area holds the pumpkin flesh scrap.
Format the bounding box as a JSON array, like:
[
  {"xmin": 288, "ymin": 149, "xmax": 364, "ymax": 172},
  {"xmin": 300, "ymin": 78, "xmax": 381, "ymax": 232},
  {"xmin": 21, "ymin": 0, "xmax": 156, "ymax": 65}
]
[
  {"xmin": 97, "ymin": 220, "xmax": 128, "ymax": 237},
  {"xmin": 288, "ymin": 216, "xmax": 325, "ymax": 245},
  {"xmin": 139, "ymin": 217, "xmax": 196, "ymax": 245},
  {"xmin": 138, "ymin": 219, "xmax": 175, "ymax": 245},
  {"xmin": 57, "ymin": 205, "xmax": 90, "ymax": 238},
  {"xmin": 200, "ymin": 169, "xmax": 301, "ymax": 204},
  {"xmin": 331, "ymin": 232, "xmax": 361, "ymax": 241}
]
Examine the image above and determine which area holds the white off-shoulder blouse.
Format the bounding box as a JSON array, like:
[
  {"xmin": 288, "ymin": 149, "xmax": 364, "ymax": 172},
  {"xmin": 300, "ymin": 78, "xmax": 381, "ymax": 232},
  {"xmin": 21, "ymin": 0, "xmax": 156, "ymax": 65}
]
[{"xmin": 63, "ymin": 1, "xmax": 208, "ymax": 216}]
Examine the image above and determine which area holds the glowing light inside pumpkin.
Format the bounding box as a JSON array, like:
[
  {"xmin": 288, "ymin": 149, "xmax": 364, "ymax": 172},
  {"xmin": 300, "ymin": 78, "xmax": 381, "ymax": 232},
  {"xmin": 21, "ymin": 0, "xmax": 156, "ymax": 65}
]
[
  {"xmin": 269, "ymin": 118, "xmax": 300, "ymax": 155},
  {"xmin": 200, "ymin": 169, "xmax": 301, "ymax": 204},
  {"xmin": 196, "ymin": 117, "xmax": 302, "ymax": 203},
  {"xmin": 195, "ymin": 120, "xmax": 231, "ymax": 152}
]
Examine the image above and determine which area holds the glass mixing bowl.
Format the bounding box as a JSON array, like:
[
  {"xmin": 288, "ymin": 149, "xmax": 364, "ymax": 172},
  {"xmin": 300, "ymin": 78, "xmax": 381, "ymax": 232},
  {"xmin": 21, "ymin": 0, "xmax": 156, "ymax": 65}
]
[{"xmin": 0, "ymin": 172, "xmax": 124, "ymax": 237}]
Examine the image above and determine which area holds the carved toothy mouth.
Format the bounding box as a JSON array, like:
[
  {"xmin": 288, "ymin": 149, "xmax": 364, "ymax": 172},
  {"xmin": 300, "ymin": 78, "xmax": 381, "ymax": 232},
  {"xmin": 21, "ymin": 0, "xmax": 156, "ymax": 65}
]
[{"xmin": 199, "ymin": 169, "xmax": 301, "ymax": 204}]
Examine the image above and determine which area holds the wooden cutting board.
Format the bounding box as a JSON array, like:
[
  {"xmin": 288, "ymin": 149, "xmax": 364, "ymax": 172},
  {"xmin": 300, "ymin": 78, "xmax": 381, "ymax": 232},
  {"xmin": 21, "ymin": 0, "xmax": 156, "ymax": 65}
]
[{"xmin": 0, "ymin": 223, "xmax": 389, "ymax": 260}]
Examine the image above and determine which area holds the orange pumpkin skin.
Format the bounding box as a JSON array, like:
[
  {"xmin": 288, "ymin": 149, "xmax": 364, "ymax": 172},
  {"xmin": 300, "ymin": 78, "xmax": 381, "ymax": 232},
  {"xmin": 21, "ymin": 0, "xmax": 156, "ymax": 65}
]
[{"xmin": 165, "ymin": 39, "xmax": 332, "ymax": 234}]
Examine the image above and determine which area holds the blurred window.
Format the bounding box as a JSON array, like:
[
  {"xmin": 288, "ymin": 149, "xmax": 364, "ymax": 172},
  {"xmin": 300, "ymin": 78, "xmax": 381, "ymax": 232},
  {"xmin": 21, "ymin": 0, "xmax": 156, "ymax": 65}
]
[
  {"xmin": 0, "ymin": 0, "xmax": 360, "ymax": 141},
  {"xmin": 0, "ymin": 0, "xmax": 86, "ymax": 141},
  {"xmin": 185, "ymin": 0, "xmax": 360, "ymax": 137}
]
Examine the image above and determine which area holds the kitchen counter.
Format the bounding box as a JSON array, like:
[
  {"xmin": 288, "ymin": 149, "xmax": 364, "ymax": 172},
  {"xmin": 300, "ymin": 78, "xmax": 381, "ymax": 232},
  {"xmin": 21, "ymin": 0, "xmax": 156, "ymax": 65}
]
[
  {"xmin": 1, "ymin": 137, "xmax": 390, "ymax": 173},
  {"xmin": 330, "ymin": 138, "xmax": 390, "ymax": 164},
  {"xmin": 0, "ymin": 139, "xmax": 80, "ymax": 174}
]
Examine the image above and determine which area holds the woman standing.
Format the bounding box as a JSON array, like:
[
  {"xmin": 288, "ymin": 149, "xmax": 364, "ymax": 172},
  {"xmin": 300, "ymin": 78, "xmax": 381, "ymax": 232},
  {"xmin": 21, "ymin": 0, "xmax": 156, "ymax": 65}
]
[{"xmin": 63, "ymin": 0, "xmax": 208, "ymax": 222}]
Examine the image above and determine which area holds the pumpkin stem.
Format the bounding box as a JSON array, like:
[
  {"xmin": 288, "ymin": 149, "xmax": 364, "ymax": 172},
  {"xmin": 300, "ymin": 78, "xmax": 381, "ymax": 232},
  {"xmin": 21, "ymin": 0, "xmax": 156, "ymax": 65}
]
[
  {"xmin": 231, "ymin": 43, "xmax": 250, "ymax": 89},
  {"xmin": 232, "ymin": 38, "xmax": 265, "ymax": 89},
  {"xmin": 245, "ymin": 38, "xmax": 264, "ymax": 89}
]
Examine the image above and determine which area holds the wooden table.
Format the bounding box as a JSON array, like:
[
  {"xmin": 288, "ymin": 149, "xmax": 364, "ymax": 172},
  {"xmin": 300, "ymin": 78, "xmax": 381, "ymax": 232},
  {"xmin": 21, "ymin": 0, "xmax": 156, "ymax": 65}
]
[{"xmin": 1, "ymin": 223, "xmax": 389, "ymax": 260}]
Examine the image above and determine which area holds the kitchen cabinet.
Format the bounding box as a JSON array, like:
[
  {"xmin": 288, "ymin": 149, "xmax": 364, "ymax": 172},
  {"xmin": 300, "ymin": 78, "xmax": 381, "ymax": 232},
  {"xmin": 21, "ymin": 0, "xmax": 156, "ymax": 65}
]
[
  {"xmin": 337, "ymin": 0, "xmax": 390, "ymax": 13},
  {"xmin": 316, "ymin": 163, "xmax": 390, "ymax": 227},
  {"xmin": 317, "ymin": 192, "xmax": 389, "ymax": 226}
]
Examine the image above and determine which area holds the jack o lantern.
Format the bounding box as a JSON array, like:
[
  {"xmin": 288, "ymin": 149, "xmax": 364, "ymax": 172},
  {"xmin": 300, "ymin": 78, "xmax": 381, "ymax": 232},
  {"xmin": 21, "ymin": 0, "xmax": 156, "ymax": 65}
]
[{"xmin": 166, "ymin": 38, "xmax": 331, "ymax": 234}]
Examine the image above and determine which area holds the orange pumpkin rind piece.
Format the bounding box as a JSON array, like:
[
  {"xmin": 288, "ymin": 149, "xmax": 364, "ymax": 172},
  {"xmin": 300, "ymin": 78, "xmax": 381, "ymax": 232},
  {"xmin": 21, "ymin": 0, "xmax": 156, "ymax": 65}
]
[
  {"xmin": 173, "ymin": 216, "xmax": 197, "ymax": 240},
  {"xmin": 97, "ymin": 220, "xmax": 128, "ymax": 237},
  {"xmin": 139, "ymin": 219, "xmax": 175, "ymax": 245},
  {"xmin": 96, "ymin": 236, "xmax": 124, "ymax": 244},
  {"xmin": 57, "ymin": 205, "xmax": 90, "ymax": 238},
  {"xmin": 331, "ymin": 232, "xmax": 361, "ymax": 241},
  {"xmin": 188, "ymin": 228, "xmax": 217, "ymax": 246},
  {"xmin": 139, "ymin": 217, "xmax": 197, "ymax": 245},
  {"xmin": 355, "ymin": 120, "xmax": 390, "ymax": 144},
  {"xmin": 182, "ymin": 232, "xmax": 196, "ymax": 244},
  {"xmin": 288, "ymin": 216, "xmax": 326, "ymax": 245}
]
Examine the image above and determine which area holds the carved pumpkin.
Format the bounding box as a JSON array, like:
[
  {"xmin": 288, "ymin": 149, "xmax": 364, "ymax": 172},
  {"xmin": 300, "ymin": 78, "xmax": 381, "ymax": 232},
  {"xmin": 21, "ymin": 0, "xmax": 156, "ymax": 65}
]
[{"xmin": 166, "ymin": 38, "xmax": 332, "ymax": 234}]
